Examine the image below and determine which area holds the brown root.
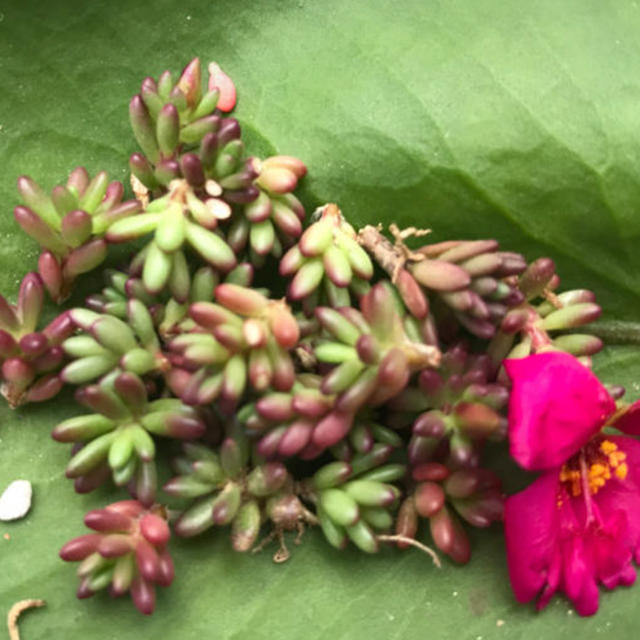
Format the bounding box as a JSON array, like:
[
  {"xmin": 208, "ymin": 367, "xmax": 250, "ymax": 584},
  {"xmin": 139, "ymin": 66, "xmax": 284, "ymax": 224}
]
[
  {"xmin": 7, "ymin": 599, "xmax": 46, "ymax": 640},
  {"xmin": 376, "ymin": 534, "xmax": 441, "ymax": 568}
]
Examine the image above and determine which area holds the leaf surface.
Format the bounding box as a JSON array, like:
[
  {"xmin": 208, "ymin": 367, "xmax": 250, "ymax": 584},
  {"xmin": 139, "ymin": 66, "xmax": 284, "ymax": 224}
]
[{"xmin": 1, "ymin": 0, "xmax": 640, "ymax": 637}]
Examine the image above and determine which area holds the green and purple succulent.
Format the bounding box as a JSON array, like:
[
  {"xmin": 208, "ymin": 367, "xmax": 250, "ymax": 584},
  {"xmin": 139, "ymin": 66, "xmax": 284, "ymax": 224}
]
[
  {"xmin": 14, "ymin": 168, "xmax": 141, "ymax": 302},
  {"xmin": 2, "ymin": 56, "xmax": 622, "ymax": 621},
  {"xmin": 60, "ymin": 500, "xmax": 174, "ymax": 615},
  {"xmin": 0, "ymin": 272, "xmax": 73, "ymax": 407}
]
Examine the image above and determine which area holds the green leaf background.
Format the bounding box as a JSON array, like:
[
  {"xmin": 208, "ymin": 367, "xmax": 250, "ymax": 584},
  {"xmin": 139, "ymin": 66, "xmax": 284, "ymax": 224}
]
[{"xmin": 2, "ymin": 0, "xmax": 640, "ymax": 637}]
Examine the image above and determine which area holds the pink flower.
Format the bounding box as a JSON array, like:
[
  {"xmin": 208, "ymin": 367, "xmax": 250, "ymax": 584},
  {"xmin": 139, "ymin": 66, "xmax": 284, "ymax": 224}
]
[{"xmin": 503, "ymin": 352, "xmax": 640, "ymax": 616}]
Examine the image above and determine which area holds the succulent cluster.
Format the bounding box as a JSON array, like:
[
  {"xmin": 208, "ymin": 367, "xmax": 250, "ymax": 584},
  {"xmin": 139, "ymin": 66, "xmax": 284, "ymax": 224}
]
[
  {"xmin": 166, "ymin": 433, "xmax": 297, "ymax": 551},
  {"xmin": 487, "ymin": 256, "xmax": 603, "ymax": 370},
  {"xmin": 60, "ymin": 304, "xmax": 167, "ymax": 386},
  {"xmin": 15, "ymin": 168, "xmax": 141, "ymax": 302},
  {"xmin": 308, "ymin": 458, "xmax": 404, "ymax": 553},
  {"xmin": 2, "ymin": 57, "xmax": 622, "ymax": 618},
  {"xmin": 53, "ymin": 371, "xmax": 206, "ymax": 501},
  {"xmin": 281, "ymin": 203, "xmax": 373, "ymax": 311},
  {"xmin": 389, "ymin": 344, "xmax": 509, "ymax": 467},
  {"xmin": 59, "ymin": 501, "xmax": 173, "ymax": 614},
  {"xmin": 167, "ymin": 283, "xmax": 299, "ymax": 411},
  {"xmin": 396, "ymin": 463, "xmax": 503, "ymax": 563},
  {"xmin": 0, "ymin": 273, "xmax": 73, "ymax": 407},
  {"xmin": 358, "ymin": 225, "xmax": 527, "ymax": 340}
]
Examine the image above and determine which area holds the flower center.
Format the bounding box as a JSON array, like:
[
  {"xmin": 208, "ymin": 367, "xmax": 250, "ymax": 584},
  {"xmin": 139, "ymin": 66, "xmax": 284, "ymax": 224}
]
[{"xmin": 559, "ymin": 438, "xmax": 627, "ymax": 498}]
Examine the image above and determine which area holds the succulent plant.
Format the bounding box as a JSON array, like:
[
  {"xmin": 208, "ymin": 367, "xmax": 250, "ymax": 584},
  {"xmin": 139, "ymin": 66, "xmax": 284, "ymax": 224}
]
[
  {"xmin": 240, "ymin": 376, "xmax": 403, "ymax": 463},
  {"xmin": 85, "ymin": 262, "xmax": 255, "ymax": 344},
  {"xmin": 396, "ymin": 462, "xmax": 503, "ymax": 564},
  {"xmin": 280, "ymin": 203, "xmax": 373, "ymax": 312},
  {"xmin": 311, "ymin": 282, "xmax": 441, "ymax": 450},
  {"xmin": 166, "ymin": 284, "xmax": 299, "ymax": 411},
  {"xmin": 0, "ymin": 272, "xmax": 73, "ymax": 407},
  {"xmin": 157, "ymin": 263, "xmax": 255, "ymax": 338},
  {"xmin": 358, "ymin": 225, "xmax": 527, "ymax": 339},
  {"xmin": 487, "ymin": 257, "xmax": 602, "ymax": 369},
  {"xmin": 52, "ymin": 372, "xmax": 206, "ymax": 502},
  {"xmin": 106, "ymin": 179, "xmax": 237, "ymax": 298},
  {"xmin": 329, "ymin": 421, "xmax": 405, "ymax": 462},
  {"xmin": 237, "ymin": 374, "xmax": 333, "ymax": 460},
  {"xmin": 14, "ymin": 168, "xmax": 141, "ymax": 302},
  {"xmin": 128, "ymin": 58, "xmax": 308, "ymax": 267},
  {"xmin": 128, "ymin": 58, "xmax": 239, "ymax": 191},
  {"xmin": 226, "ymin": 156, "xmax": 307, "ymax": 263},
  {"xmin": 85, "ymin": 269, "xmax": 160, "ymax": 320},
  {"xmin": 59, "ymin": 500, "xmax": 174, "ymax": 615},
  {"xmin": 61, "ymin": 302, "xmax": 167, "ymax": 386},
  {"xmin": 167, "ymin": 435, "xmax": 289, "ymax": 550},
  {"xmin": 3, "ymin": 55, "xmax": 630, "ymax": 621},
  {"xmin": 307, "ymin": 459, "xmax": 406, "ymax": 553},
  {"xmin": 387, "ymin": 344, "xmax": 509, "ymax": 468}
]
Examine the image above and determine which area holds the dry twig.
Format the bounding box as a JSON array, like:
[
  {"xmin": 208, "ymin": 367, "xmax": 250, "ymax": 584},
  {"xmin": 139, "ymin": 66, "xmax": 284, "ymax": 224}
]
[
  {"xmin": 7, "ymin": 599, "xmax": 46, "ymax": 640},
  {"xmin": 376, "ymin": 534, "xmax": 441, "ymax": 568}
]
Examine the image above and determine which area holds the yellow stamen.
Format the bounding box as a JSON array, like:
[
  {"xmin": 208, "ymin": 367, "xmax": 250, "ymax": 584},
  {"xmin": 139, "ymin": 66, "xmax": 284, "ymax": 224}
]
[
  {"xmin": 558, "ymin": 439, "xmax": 628, "ymax": 501},
  {"xmin": 615, "ymin": 463, "xmax": 628, "ymax": 480},
  {"xmin": 585, "ymin": 462, "xmax": 609, "ymax": 493},
  {"xmin": 609, "ymin": 451, "xmax": 626, "ymax": 467}
]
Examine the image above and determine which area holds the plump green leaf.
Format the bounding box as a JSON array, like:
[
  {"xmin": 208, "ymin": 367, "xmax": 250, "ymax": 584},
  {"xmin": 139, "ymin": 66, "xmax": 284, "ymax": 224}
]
[{"xmin": 2, "ymin": 0, "xmax": 640, "ymax": 638}]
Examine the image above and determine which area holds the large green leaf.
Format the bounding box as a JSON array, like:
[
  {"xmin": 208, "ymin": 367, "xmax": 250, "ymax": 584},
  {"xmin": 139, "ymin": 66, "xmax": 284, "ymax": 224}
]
[{"xmin": 1, "ymin": 0, "xmax": 640, "ymax": 637}]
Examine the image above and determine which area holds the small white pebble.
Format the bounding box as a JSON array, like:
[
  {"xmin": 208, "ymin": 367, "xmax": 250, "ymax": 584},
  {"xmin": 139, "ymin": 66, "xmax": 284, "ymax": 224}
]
[
  {"xmin": 496, "ymin": 620, "xmax": 505, "ymax": 627},
  {"xmin": 0, "ymin": 480, "xmax": 32, "ymax": 521},
  {"xmin": 452, "ymin": 591, "xmax": 458, "ymax": 597}
]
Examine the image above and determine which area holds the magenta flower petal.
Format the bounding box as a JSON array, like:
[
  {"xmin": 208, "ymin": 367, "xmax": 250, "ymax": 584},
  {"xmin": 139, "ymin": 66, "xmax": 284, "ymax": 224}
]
[
  {"xmin": 562, "ymin": 537, "xmax": 600, "ymax": 616},
  {"xmin": 589, "ymin": 509, "xmax": 636, "ymax": 591},
  {"xmin": 504, "ymin": 471, "xmax": 560, "ymax": 604},
  {"xmin": 505, "ymin": 435, "xmax": 640, "ymax": 616},
  {"xmin": 611, "ymin": 400, "xmax": 640, "ymax": 436},
  {"xmin": 594, "ymin": 436, "xmax": 640, "ymax": 564},
  {"xmin": 504, "ymin": 353, "xmax": 615, "ymax": 470}
]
